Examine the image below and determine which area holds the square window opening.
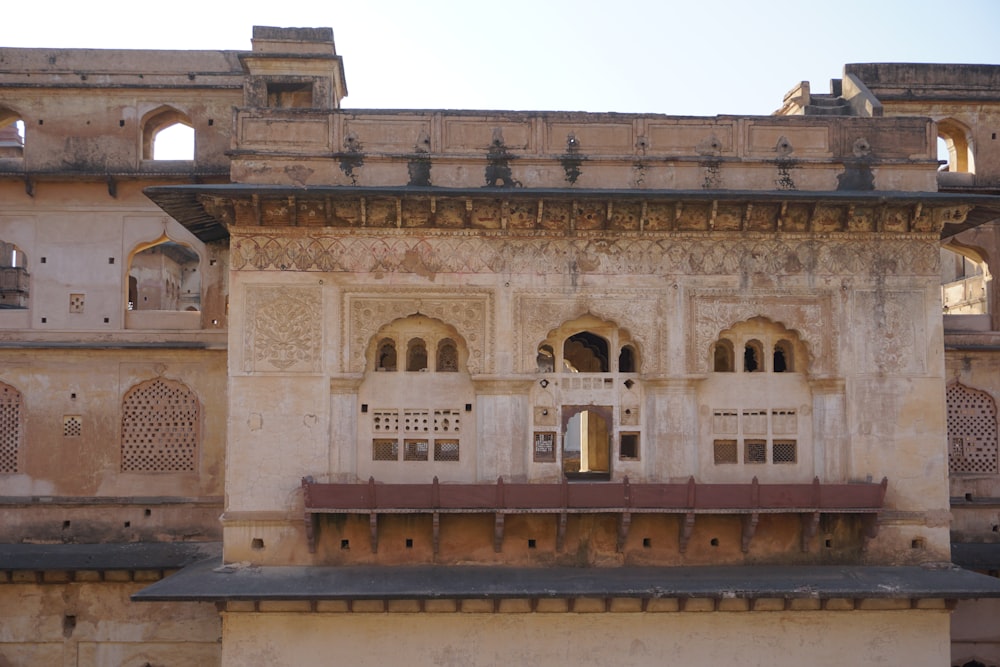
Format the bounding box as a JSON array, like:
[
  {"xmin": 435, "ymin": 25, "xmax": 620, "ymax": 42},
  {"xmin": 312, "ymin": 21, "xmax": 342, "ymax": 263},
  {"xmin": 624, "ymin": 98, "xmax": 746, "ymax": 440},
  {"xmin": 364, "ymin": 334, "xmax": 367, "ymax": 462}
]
[
  {"xmin": 713, "ymin": 439, "xmax": 738, "ymax": 464},
  {"xmin": 620, "ymin": 432, "xmax": 640, "ymax": 460},
  {"xmin": 533, "ymin": 432, "xmax": 556, "ymax": 463},
  {"xmin": 745, "ymin": 439, "xmax": 766, "ymax": 464}
]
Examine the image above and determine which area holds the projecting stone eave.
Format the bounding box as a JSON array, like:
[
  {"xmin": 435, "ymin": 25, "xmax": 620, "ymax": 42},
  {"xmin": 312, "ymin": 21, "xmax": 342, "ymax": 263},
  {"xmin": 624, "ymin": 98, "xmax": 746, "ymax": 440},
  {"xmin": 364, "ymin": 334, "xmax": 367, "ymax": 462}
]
[
  {"xmin": 144, "ymin": 183, "xmax": 1000, "ymax": 244},
  {"xmin": 131, "ymin": 557, "xmax": 1000, "ymax": 604}
]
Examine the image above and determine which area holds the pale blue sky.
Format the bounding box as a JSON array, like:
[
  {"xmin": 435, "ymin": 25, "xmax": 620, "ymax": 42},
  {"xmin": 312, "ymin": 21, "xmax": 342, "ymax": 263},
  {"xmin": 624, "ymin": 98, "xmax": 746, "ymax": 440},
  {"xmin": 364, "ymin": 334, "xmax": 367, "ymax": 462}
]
[{"xmin": 3, "ymin": 0, "xmax": 999, "ymax": 116}]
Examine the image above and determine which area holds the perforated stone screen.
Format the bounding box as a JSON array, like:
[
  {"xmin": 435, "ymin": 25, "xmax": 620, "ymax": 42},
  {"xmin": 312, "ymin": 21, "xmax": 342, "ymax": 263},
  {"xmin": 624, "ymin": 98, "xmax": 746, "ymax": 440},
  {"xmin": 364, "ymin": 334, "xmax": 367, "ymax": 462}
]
[
  {"xmin": 948, "ymin": 383, "xmax": 998, "ymax": 474},
  {"xmin": 0, "ymin": 382, "xmax": 23, "ymax": 473},
  {"xmin": 121, "ymin": 378, "xmax": 199, "ymax": 472}
]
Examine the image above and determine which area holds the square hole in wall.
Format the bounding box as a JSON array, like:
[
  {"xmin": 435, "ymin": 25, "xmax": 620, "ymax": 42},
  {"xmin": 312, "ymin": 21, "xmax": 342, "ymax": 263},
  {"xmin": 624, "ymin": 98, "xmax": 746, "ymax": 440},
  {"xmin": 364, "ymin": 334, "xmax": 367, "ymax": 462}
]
[
  {"xmin": 63, "ymin": 415, "xmax": 82, "ymax": 437},
  {"xmin": 69, "ymin": 294, "xmax": 84, "ymax": 313}
]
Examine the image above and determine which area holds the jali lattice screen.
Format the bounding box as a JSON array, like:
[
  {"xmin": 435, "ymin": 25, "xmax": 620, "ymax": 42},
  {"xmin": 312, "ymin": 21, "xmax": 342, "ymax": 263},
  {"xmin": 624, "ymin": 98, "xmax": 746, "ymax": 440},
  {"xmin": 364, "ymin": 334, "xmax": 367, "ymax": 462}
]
[{"xmin": 121, "ymin": 378, "xmax": 200, "ymax": 472}]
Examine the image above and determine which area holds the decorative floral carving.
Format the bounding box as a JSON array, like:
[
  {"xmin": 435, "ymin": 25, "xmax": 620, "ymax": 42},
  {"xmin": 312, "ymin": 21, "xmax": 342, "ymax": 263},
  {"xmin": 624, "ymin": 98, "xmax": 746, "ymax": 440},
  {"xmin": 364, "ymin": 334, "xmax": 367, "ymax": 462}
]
[
  {"xmin": 231, "ymin": 231, "xmax": 940, "ymax": 279},
  {"xmin": 244, "ymin": 286, "xmax": 322, "ymax": 373},
  {"xmin": 853, "ymin": 290, "xmax": 926, "ymax": 375}
]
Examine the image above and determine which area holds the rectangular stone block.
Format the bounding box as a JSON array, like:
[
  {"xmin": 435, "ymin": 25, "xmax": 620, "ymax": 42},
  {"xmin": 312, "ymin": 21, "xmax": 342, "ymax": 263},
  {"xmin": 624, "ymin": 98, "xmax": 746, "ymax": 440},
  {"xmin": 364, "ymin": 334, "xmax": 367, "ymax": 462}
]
[
  {"xmin": 315, "ymin": 600, "xmax": 350, "ymax": 613},
  {"xmin": 459, "ymin": 599, "xmax": 494, "ymax": 613},
  {"xmin": 387, "ymin": 599, "xmax": 421, "ymax": 613},
  {"xmin": 226, "ymin": 601, "xmax": 257, "ymax": 613},
  {"xmin": 752, "ymin": 598, "xmax": 786, "ymax": 611},
  {"xmin": 257, "ymin": 600, "xmax": 311, "ymax": 613},
  {"xmin": 572, "ymin": 597, "xmax": 607, "ymax": 613},
  {"xmin": 423, "ymin": 599, "xmax": 458, "ymax": 613},
  {"xmin": 857, "ymin": 598, "xmax": 911, "ymax": 611},
  {"xmin": 497, "ymin": 598, "xmax": 532, "ymax": 613},
  {"xmin": 646, "ymin": 598, "xmax": 680, "ymax": 612},
  {"xmin": 717, "ymin": 598, "xmax": 750, "ymax": 612},
  {"xmin": 788, "ymin": 598, "xmax": 822, "ymax": 611},
  {"xmin": 535, "ymin": 598, "xmax": 570, "ymax": 613}
]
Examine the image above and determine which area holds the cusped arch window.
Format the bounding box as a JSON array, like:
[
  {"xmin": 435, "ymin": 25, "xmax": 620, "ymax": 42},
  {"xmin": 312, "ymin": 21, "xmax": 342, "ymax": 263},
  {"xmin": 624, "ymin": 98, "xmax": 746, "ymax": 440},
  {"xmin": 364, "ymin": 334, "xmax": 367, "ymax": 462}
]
[
  {"xmin": 367, "ymin": 315, "xmax": 469, "ymax": 375},
  {"xmin": 563, "ymin": 331, "xmax": 609, "ymax": 373},
  {"xmin": 142, "ymin": 106, "xmax": 194, "ymax": 161},
  {"xmin": 712, "ymin": 317, "xmax": 808, "ymax": 374}
]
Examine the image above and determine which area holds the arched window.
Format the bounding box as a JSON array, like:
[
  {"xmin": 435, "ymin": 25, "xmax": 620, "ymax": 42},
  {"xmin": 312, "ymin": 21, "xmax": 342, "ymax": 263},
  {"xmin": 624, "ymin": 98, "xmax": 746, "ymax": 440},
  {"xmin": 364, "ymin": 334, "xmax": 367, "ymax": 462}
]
[
  {"xmin": 128, "ymin": 240, "xmax": 200, "ymax": 312},
  {"xmin": 121, "ymin": 378, "xmax": 200, "ymax": 473},
  {"xmin": 618, "ymin": 345, "xmax": 638, "ymax": 373},
  {"xmin": 773, "ymin": 340, "xmax": 793, "ymax": 373},
  {"xmin": 941, "ymin": 246, "xmax": 990, "ymax": 315},
  {"xmin": 436, "ymin": 338, "xmax": 458, "ymax": 372},
  {"xmin": 0, "ymin": 108, "xmax": 24, "ymax": 158},
  {"xmin": 563, "ymin": 331, "xmax": 609, "ymax": 372},
  {"xmin": 712, "ymin": 339, "xmax": 735, "ymax": 372},
  {"xmin": 0, "ymin": 381, "xmax": 24, "ymax": 473},
  {"xmin": 937, "ymin": 118, "xmax": 975, "ymax": 174},
  {"xmin": 406, "ymin": 338, "xmax": 428, "ymax": 371},
  {"xmin": 377, "ymin": 338, "xmax": 397, "ymax": 371},
  {"xmin": 0, "ymin": 241, "xmax": 29, "ymax": 309},
  {"xmin": 744, "ymin": 340, "xmax": 763, "ymax": 372},
  {"xmin": 142, "ymin": 106, "xmax": 194, "ymax": 161}
]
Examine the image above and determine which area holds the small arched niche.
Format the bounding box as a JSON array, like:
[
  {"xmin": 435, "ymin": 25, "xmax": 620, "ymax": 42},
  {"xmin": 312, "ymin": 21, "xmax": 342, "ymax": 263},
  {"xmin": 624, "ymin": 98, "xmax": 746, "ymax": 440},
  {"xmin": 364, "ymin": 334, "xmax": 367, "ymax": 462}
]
[
  {"xmin": 618, "ymin": 344, "xmax": 639, "ymax": 373},
  {"xmin": 436, "ymin": 338, "xmax": 459, "ymax": 372},
  {"xmin": 712, "ymin": 339, "xmax": 735, "ymax": 372},
  {"xmin": 941, "ymin": 245, "xmax": 990, "ymax": 316},
  {"xmin": 773, "ymin": 339, "xmax": 794, "ymax": 373},
  {"xmin": 376, "ymin": 338, "xmax": 398, "ymax": 371},
  {"xmin": 536, "ymin": 344, "xmax": 555, "ymax": 373},
  {"xmin": 142, "ymin": 106, "xmax": 194, "ymax": 161},
  {"xmin": 744, "ymin": 340, "xmax": 764, "ymax": 373},
  {"xmin": 407, "ymin": 338, "xmax": 428, "ymax": 372}
]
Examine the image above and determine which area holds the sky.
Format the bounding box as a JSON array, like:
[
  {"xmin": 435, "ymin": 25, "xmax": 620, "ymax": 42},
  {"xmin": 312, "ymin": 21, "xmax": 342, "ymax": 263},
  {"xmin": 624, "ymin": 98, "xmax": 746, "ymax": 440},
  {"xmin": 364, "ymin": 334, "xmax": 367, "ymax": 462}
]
[{"xmin": 2, "ymin": 0, "xmax": 999, "ymax": 117}]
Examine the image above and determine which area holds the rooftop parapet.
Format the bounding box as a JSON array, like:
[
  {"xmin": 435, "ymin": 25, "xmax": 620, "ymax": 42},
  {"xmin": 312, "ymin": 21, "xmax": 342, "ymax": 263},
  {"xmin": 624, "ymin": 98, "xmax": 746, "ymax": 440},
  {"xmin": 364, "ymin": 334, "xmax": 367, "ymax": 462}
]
[{"xmin": 228, "ymin": 108, "xmax": 939, "ymax": 192}]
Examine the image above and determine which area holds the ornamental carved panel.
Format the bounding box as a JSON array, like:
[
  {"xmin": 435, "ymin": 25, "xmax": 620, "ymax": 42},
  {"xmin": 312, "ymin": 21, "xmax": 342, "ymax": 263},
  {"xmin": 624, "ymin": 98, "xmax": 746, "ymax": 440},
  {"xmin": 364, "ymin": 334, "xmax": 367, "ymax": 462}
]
[
  {"xmin": 688, "ymin": 290, "xmax": 835, "ymax": 375},
  {"xmin": 230, "ymin": 231, "xmax": 940, "ymax": 278},
  {"xmin": 244, "ymin": 285, "xmax": 323, "ymax": 373},
  {"xmin": 515, "ymin": 293, "xmax": 663, "ymax": 373},
  {"xmin": 852, "ymin": 290, "xmax": 927, "ymax": 375},
  {"xmin": 345, "ymin": 291, "xmax": 493, "ymax": 374}
]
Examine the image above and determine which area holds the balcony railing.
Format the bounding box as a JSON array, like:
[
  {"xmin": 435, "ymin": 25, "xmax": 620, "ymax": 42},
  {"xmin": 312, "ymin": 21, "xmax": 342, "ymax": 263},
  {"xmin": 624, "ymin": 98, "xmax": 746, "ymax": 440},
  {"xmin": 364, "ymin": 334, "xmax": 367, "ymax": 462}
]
[{"xmin": 302, "ymin": 476, "xmax": 887, "ymax": 556}]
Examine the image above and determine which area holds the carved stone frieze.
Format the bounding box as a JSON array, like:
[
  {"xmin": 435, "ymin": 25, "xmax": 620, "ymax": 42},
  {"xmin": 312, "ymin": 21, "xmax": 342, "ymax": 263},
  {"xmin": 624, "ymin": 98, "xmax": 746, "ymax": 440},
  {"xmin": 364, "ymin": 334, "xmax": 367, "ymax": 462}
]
[
  {"xmin": 345, "ymin": 291, "xmax": 493, "ymax": 374},
  {"xmin": 515, "ymin": 293, "xmax": 663, "ymax": 373},
  {"xmin": 244, "ymin": 285, "xmax": 323, "ymax": 373},
  {"xmin": 688, "ymin": 290, "xmax": 836, "ymax": 375},
  {"xmin": 231, "ymin": 231, "xmax": 940, "ymax": 278}
]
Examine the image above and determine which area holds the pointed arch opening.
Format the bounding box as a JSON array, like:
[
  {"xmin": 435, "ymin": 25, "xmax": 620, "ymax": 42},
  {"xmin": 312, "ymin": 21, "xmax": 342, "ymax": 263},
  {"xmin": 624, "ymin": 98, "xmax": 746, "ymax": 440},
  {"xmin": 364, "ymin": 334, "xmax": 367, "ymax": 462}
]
[
  {"xmin": 125, "ymin": 236, "xmax": 202, "ymax": 329},
  {"xmin": 0, "ymin": 107, "xmax": 24, "ymax": 159},
  {"xmin": 142, "ymin": 106, "xmax": 194, "ymax": 161}
]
